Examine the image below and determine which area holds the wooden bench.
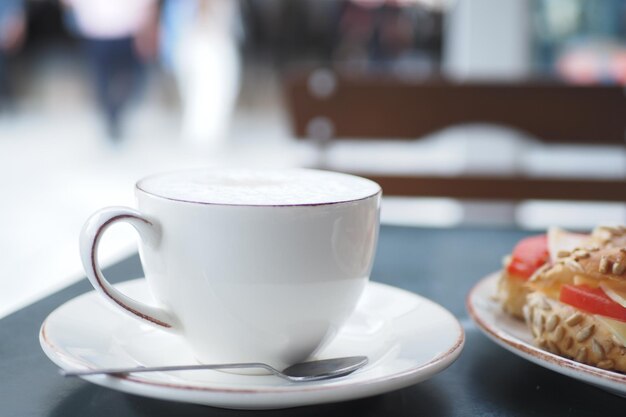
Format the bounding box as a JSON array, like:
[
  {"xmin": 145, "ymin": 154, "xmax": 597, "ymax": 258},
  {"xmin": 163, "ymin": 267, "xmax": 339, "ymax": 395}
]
[{"xmin": 284, "ymin": 69, "xmax": 626, "ymax": 202}]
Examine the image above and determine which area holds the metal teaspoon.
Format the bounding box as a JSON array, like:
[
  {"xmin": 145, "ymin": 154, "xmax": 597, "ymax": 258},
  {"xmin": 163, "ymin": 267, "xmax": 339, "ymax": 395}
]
[{"xmin": 60, "ymin": 356, "xmax": 369, "ymax": 382}]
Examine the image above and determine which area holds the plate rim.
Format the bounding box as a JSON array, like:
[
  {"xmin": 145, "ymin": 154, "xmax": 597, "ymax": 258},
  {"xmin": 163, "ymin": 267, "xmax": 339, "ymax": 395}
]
[
  {"xmin": 40, "ymin": 279, "xmax": 465, "ymax": 400},
  {"xmin": 467, "ymin": 272, "xmax": 626, "ymax": 387}
]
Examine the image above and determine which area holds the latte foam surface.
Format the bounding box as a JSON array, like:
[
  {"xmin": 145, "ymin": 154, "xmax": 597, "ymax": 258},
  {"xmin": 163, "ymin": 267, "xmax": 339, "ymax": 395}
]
[{"xmin": 137, "ymin": 169, "xmax": 380, "ymax": 205}]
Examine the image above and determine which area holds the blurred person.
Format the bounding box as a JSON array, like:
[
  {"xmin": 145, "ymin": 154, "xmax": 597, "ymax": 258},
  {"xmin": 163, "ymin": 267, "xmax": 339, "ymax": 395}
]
[
  {"xmin": 0, "ymin": 0, "xmax": 26, "ymax": 113},
  {"xmin": 333, "ymin": 1, "xmax": 440, "ymax": 76},
  {"xmin": 160, "ymin": 0, "xmax": 240, "ymax": 147},
  {"xmin": 61, "ymin": 0, "xmax": 157, "ymax": 141},
  {"xmin": 334, "ymin": 1, "xmax": 376, "ymax": 67}
]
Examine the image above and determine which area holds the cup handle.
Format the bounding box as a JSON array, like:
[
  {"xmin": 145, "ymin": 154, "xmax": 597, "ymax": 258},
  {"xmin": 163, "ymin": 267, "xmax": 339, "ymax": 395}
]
[{"xmin": 79, "ymin": 207, "xmax": 179, "ymax": 331}]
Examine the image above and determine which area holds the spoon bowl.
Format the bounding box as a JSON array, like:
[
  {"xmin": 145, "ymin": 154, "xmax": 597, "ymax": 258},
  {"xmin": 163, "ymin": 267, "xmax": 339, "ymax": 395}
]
[{"xmin": 60, "ymin": 356, "xmax": 369, "ymax": 382}]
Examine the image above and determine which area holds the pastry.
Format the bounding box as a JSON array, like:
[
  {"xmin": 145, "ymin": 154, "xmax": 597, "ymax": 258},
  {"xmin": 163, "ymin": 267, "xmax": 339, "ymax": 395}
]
[
  {"xmin": 498, "ymin": 228, "xmax": 588, "ymax": 319},
  {"xmin": 498, "ymin": 235, "xmax": 549, "ymax": 319},
  {"xmin": 525, "ymin": 226, "xmax": 626, "ymax": 372}
]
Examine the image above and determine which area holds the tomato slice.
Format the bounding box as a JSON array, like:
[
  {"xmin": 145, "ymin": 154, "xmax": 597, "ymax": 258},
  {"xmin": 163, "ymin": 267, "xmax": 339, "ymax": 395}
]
[
  {"xmin": 506, "ymin": 235, "xmax": 549, "ymax": 280},
  {"xmin": 560, "ymin": 284, "xmax": 626, "ymax": 322}
]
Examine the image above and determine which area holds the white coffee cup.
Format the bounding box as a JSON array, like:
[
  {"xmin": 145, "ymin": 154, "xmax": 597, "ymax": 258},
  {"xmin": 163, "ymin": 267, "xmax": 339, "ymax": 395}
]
[{"xmin": 80, "ymin": 168, "xmax": 381, "ymax": 368}]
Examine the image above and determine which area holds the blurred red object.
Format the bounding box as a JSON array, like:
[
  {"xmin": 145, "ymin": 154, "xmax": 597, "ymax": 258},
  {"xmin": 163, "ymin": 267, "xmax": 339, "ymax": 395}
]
[{"xmin": 557, "ymin": 41, "xmax": 626, "ymax": 85}]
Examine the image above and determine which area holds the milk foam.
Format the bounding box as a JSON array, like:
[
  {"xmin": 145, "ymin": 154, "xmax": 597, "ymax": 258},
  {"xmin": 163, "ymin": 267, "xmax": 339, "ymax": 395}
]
[{"xmin": 137, "ymin": 169, "xmax": 380, "ymax": 205}]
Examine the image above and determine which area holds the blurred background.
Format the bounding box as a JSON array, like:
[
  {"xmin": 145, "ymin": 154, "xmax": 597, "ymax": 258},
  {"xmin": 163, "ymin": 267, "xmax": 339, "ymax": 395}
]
[{"xmin": 1, "ymin": 0, "xmax": 625, "ymax": 317}]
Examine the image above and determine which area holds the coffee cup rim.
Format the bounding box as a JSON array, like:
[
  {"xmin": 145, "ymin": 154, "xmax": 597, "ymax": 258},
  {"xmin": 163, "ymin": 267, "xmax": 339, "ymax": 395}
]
[{"xmin": 135, "ymin": 168, "xmax": 382, "ymax": 207}]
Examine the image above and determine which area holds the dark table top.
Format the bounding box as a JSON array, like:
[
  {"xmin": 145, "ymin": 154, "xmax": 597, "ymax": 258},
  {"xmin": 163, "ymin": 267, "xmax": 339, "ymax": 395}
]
[{"xmin": 2, "ymin": 225, "xmax": 624, "ymax": 416}]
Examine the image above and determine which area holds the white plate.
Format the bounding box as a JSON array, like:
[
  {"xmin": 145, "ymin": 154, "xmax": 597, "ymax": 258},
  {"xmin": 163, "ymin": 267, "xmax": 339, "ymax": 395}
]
[
  {"xmin": 40, "ymin": 279, "xmax": 464, "ymax": 410},
  {"xmin": 468, "ymin": 273, "xmax": 626, "ymax": 397}
]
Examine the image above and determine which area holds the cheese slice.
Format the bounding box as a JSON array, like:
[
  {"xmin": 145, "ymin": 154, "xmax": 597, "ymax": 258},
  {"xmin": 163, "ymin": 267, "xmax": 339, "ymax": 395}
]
[
  {"xmin": 600, "ymin": 282, "xmax": 626, "ymax": 309},
  {"xmin": 574, "ymin": 274, "xmax": 600, "ymax": 288},
  {"xmin": 595, "ymin": 315, "xmax": 626, "ymax": 347}
]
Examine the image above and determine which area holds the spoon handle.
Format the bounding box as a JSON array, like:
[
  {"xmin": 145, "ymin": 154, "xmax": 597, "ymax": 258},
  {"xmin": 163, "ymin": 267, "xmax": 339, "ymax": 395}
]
[{"xmin": 61, "ymin": 362, "xmax": 281, "ymax": 378}]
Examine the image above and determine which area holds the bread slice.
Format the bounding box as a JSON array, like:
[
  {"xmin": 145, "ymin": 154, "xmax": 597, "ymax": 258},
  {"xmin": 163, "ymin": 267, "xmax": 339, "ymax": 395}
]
[
  {"xmin": 497, "ymin": 270, "xmax": 528, "ymax": 320},
  {"xmin": 525, "ymin": 291, "xmax": 626, "ymax": 372}
]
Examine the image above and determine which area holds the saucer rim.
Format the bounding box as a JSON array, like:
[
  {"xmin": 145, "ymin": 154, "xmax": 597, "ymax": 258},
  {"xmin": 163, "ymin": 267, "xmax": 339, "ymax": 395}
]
[
  {"xmin": 41, "ymin": 279, "xmax": 466, "ymax": 408},
  {"xmin": 467, "ymin": 273, "xmax": 626, "ymax": 388},
  {"xmin": 41, "ymin": 280, "xmax": 465, "ymax": 396}
]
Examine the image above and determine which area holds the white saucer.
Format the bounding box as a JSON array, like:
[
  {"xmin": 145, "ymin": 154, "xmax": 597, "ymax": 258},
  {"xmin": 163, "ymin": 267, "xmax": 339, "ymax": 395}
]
[
  {"xmin": 468, "ymin": 273, "xmax": 626, "ymax": 397},
  {"xmin": 40, "ymin": 279, "xmax": 464, "ymax": 410}
]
